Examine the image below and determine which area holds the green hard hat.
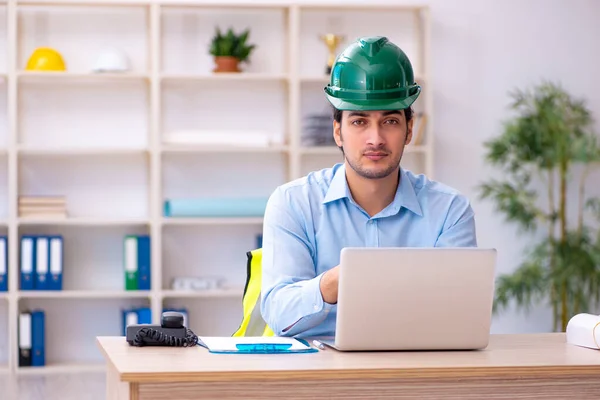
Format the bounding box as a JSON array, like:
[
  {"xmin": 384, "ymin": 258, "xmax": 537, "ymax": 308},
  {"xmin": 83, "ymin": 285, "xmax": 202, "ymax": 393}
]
[{"xmin": 324, "ymin": 36, "xmax": 421, "ymax": 111}]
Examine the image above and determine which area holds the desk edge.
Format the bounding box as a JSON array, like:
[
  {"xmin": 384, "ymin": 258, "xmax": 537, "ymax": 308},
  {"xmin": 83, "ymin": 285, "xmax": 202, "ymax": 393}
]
[
  {"xmin": 116, "ymin": 365, "xmax": 600, "ymax": 383},
  {"xmin": 96, "ymin": 337, "xmax": 125, "ymax": 382}
]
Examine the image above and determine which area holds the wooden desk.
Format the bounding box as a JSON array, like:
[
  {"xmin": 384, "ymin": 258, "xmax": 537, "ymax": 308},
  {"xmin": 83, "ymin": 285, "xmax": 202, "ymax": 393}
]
[{"xmin": 97, "ymin": 333, "xmax": 600, "ymax": 399}]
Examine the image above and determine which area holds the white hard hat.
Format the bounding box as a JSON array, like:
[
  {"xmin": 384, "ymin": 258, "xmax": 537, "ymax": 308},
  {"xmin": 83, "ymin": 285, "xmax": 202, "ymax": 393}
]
[{"xmin": 92, "ymin": 48, "xmax": 130, "ymax": 73}]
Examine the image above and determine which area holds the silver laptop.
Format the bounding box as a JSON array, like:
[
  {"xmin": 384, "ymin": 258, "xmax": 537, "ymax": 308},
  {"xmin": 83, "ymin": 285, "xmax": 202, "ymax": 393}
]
[{"xmin": 318, "ymin": 247, "xmax": 497, "ymax": 351}]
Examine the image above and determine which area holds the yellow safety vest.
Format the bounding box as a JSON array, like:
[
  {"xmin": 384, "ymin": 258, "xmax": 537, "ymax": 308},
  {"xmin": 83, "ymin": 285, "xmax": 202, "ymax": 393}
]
[{"xmin": 232, "ymin": 248, "xmax": 275, "ymax": 337}]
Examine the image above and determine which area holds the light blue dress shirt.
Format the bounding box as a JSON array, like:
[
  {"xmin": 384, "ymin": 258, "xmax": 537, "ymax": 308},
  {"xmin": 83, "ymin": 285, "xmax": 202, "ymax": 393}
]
[{"xmin": 260, "ymin": 162, "xmax": 477, "ymax": 338}]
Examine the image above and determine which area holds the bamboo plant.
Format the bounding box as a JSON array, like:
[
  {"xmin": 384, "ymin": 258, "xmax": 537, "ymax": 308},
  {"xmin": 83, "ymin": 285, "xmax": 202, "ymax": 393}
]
[{"xmin": 479, "ymin": 81, "xmax": 600, "ymax": 332}]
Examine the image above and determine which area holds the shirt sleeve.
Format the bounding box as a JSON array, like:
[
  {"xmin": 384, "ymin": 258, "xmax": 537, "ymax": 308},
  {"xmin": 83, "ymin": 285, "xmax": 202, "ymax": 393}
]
[
  {"xmin": 260, "ymin": 186, "xmax": 335, "ymax": 337},
  {"xmin": 434, "ymin": 195, "xmax": 478, "ymax": 247}
]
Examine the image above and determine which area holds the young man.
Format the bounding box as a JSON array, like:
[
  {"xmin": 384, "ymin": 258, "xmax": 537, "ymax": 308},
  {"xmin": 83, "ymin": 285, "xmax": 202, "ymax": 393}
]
[{"xmin": 260, "ymin": 36, "xmax": 477, "ymax": 338}]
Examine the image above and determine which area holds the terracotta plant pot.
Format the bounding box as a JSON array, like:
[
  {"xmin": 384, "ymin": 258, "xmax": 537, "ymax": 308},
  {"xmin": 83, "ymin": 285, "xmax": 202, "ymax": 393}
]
[{"xmin": 213, "ymin": 56, "xmax": 240, "ymax": 73}]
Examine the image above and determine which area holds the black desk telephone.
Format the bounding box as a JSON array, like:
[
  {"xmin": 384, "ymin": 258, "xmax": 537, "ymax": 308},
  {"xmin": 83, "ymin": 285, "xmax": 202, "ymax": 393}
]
[{"xmin": 126, "ymin": 311, "xmax": 199, "ymax": 347}]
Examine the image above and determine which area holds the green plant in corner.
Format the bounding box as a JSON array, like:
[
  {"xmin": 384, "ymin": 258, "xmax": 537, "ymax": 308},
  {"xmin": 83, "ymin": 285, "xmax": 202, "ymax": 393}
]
[
  {"xmin": 479, "ymin": 81, "xmax": 600, "ymax": 332},
  {"xmin": 209, "ymin": 27, "xmax": 256, "ymax": 73}
]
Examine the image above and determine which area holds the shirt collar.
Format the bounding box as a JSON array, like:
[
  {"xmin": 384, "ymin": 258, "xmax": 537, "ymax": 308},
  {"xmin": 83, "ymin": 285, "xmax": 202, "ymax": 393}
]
[
  {"xmin": 391, "ymin": 168, "xmax": 423, "ymax": 217},
  {"xmin": 322, "ymin": 164, "xmax": 350, "ymax": 204},
  {"xmin": 322, "ymin": 163, "xmax": 423, "ymax": 217}
]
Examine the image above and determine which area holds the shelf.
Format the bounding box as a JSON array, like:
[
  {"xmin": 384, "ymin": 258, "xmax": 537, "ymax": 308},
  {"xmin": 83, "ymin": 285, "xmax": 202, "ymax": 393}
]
[
  {"xmin": 161, "ymin": 83, "xmax": 287, "ymax": 147},
  {"xmin": 299, "ymin": 146, "xmax": 341, "ymax": 156},
  {"xmin": 161, "ymin": 144, "xmax": 288, "ymax": 154},
  {"xmin": 18, "ymin": 146, "xmax": 150, "ymax": 156},
  {"xmin": 19, "ymin": 155, "xmax": 149, "ymax": 220},
  {"xmin": 300, "ymin": 145, "xmax": 428, "ymax": 156},
  {"xmin": 160, "ymin": 5, "xmax": 286, "ymax": 78},
  {"xmin": 161, "ymin": 73, "xmax": 288, "ymax": 83},
  {"xmin": 160, "ymin": 2, "xmax": 288, "ymax": 9},
  {"xmin": 300, "ymin": 75, "xmax": 330, "ymax": 84},
  {"xmin": 17, "ymin": 71, "xmax": 151, "ymax": 83},
  {"xmin": 0, "ymin": 1, "xmax": 432, "ymax": 382},
  {"xmin": 298, "ymin": 3, "xmax": 425, "ymax": 11},
  {"xmin": 16, "ymin": 363, "xmax": 105, "ymax": 376},
  {"xmin": 17, "ymin": 0, "xmax": 150, "ymax": 8},
  {"xmin": 18, "ymin": 217, "xmax": 149, "ymax": 226},
  {"xmin": 18, "ymin": 80, "xmax": 149, "ymax": 150},
  {"xmin": 17, "ymin": 290, "xmax": 151, "ymax": 299},
  {"xmin": 162, "ymin": 288, "xmax": 243, "ymax": 299},
  {"xmin": 162, "ymin": 217, "xmax": 263, "ymax": 226},
  {"xmin": 406, "ymin": 145, "xmax": 429, "ymax": 153},
  {"xmin": 301, "ymin": 74, "xmax": 425, "ymax": 85}
]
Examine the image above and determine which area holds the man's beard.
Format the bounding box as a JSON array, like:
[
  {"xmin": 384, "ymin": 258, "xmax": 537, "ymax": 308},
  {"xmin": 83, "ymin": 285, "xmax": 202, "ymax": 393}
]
[{"xmin": 346, "ymin": 152, "xmax": 402, "ymax": 179}]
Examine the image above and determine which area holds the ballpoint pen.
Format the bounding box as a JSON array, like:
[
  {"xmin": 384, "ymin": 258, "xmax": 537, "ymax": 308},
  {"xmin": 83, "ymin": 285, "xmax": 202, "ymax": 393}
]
[{"xmin": 312, "ymin": 340, "xmax": 326, "ymax": 350}]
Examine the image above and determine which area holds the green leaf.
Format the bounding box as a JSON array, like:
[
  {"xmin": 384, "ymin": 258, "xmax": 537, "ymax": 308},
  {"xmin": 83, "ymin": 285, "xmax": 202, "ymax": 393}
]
[
  {"xmin": 478, "ymin": 179, "xmax": 544, "ymax": 232},
  {"xmin": 493, "ymin": 257, "xmax": 548, "ymax": 314}
]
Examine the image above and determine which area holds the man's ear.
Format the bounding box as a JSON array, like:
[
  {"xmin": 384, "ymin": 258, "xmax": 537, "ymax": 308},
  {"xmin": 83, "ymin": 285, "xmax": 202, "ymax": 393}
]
[
  {"xmin": 405, "ymin": 117, "xmax": 414, "ymax": 145},
  {"xmin": 333, "ymin": 120, "xmax": 342, "ymax": 147}
]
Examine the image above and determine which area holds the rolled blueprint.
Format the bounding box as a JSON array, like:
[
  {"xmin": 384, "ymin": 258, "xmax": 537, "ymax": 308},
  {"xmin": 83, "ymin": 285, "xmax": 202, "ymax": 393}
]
[
  {"xmin": 566, "ymin": 313, "xmax": 600, "ymax": 350},
  {"xmin": 164, "ymin": 197, "xmax": 268, "ymax": 218}
]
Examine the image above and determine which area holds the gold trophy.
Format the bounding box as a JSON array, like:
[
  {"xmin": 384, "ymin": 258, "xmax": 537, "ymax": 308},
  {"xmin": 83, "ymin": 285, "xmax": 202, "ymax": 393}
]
[{"xmin": 320, "ymin": 33, "xmax": 345, "ymax": 75}]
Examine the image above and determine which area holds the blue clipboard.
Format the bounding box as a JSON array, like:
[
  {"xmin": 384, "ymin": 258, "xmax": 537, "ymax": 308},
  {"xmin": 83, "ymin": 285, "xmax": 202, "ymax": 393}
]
[{"xmin": 198, "ymin": 338, "xmax": 318, "ymax": 354}]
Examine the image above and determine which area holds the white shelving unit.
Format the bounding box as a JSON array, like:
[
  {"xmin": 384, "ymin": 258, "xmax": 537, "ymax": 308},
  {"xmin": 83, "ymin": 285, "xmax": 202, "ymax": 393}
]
[{"xmin": 0, "ymin": 0, "xmax": 432, "ymax": 376}]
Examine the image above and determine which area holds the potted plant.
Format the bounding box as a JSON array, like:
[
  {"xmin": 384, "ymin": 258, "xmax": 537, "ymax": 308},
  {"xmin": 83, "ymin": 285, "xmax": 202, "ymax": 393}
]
[
  {"xmin": 478, "ymin": 81, "xmax": 600, "ymax": 332},
  {"xmin": 209, "ymin": 27, "xmax": 256, "ymax": 73}
]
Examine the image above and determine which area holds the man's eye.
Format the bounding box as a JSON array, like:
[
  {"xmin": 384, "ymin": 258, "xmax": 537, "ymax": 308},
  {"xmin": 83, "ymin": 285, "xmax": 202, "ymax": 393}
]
[
  {"xmin": 351, "ymin": 120, "xmax": 365, "ymax": 125},
  {"xmin": 384, "ymin": 119, "xmax": 398, "ymax": 125}
]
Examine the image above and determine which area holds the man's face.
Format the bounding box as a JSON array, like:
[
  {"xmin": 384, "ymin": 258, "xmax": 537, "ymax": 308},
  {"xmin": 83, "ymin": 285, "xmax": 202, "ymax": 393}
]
[{"xmin": 333, "ymin": 110, "xmax": 413, "ymax": 180}]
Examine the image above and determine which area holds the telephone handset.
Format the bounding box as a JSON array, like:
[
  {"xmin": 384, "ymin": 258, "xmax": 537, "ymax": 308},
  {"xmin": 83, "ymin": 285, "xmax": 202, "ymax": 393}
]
[{"xmin": 126, "ymin": 311, "xmax": 199, "ymax": 347}]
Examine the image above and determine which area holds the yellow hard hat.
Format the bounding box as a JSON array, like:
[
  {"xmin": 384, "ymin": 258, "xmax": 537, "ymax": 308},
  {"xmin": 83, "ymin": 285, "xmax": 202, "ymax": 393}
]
[{"xmin": 25, "ymin": 47, "xmax": 66, "ymax": 71}]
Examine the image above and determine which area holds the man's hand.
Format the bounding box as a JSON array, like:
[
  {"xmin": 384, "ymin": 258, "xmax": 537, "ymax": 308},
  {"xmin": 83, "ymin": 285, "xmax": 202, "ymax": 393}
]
[{"xmin": 319, "ymin": 265, "xmax": 339, "ymax": 304}]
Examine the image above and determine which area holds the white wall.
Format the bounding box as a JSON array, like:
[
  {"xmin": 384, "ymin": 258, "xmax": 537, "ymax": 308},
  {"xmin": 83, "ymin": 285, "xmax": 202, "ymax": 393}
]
[{"xmin": 214, "ymin": 0, "xmax": 600, "ymax": 334}]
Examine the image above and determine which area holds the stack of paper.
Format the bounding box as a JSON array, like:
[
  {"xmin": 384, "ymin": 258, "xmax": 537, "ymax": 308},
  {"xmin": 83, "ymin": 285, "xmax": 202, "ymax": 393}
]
[
  {"xmin": 163, "ymin": 130, "xmax": 281, "ymax": 147},
  {"xmin": 18, "ymin": 196, "xmax": 67, "ymax": 219}
]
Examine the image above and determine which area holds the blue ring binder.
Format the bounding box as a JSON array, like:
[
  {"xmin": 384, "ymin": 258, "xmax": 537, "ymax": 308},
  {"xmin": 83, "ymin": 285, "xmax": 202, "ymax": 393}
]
[
  {"xmin": 199, "ymin": 338, "xmax": 318, "ymax": 354},
  {"xmin": 235, "ymin": 343, "xmax": 292, "ymax": 352}
]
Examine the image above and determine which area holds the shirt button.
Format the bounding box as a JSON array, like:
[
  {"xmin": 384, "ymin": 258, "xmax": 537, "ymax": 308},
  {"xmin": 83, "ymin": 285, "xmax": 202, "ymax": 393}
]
[{"xmin": 314, "ymin": 305, "xmax": 319, "ymax": 310}]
